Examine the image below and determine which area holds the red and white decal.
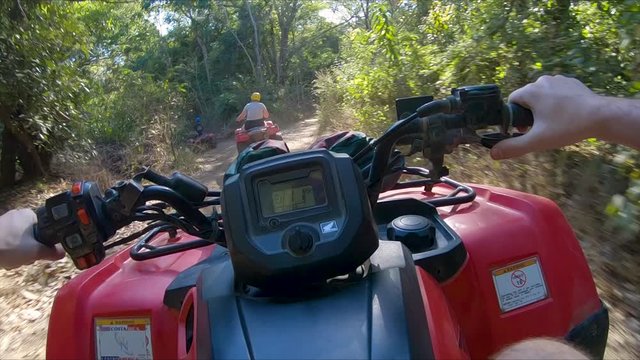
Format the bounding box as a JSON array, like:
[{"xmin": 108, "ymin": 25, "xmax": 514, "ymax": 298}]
[{"xmin": 492, "ymin": 257, "xmax": 548, "ymax": 312}]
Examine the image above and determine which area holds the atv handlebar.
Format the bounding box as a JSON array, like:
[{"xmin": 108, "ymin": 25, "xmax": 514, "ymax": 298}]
[
  {"xmin": 509, "ymin": 103, "xmax": 534, "ymax": 128},
  {"xmin": 35, "ymin": 171, "xmax": 220, "ymax": 269},
  {"xmin": 363, "ymin": 85, "xmax": 534, "ymax": 204}
]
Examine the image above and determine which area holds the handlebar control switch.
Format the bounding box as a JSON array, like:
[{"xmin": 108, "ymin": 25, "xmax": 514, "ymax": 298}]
[
  {"xmin": 452, "ymin": 84, "xmax": 501, "ymax": 101},
  {"xmin": 106, "ymin": 180, "xmax": 144, "ymax": 221},
  {"xmin": 35, "ymin": 181, "xmax": 112, "ymax": 269}
]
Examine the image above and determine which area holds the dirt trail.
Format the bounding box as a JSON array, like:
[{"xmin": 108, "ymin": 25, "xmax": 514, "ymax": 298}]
[
  {"xmin": 194, "ymin": 117, "xmax": 321, "ymax": 188},
  {"xmin": 0, "ymin": 117, "xmax": 321, "ymax": 359}
]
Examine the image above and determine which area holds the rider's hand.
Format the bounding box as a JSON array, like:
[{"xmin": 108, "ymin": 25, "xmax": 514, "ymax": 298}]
[
  {"xmin": 0, "ymin": 209, "xmax": 65, "ymax": 270},
  {"xmin": 491, "ymin": 75, "xmax": 606, "ymax": 160}
]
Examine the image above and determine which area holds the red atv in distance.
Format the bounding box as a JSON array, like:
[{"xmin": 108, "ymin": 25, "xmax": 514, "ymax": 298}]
[
  {"xmin": 187, "ymin": 132, "xmax": 217, "ymax": 152},
  {"xmin": 187, "ymin": 121, "xmax": 217, "ymax": 152},
  {"xmin": 235, "ymin": 119, "xmax": 283, "ymax": 153}
]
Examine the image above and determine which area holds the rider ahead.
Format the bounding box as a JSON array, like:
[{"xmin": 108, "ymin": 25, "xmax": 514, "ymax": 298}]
[
  {"xmin": 194, "ymin": 115, "xmax": 203, "ymax": 136},
  {"xmin": 236, "ymin": 92, "xmax": 270, "ymax": 130}
]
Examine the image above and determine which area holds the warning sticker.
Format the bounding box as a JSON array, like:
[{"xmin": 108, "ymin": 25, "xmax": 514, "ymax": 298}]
[
  {"xmin": 492, "ymin": 257, "xmax": 548, "ymax": 313},
  {"xmin": 95, "ymin": 318, "xmax": 153, "ymax": 360}
]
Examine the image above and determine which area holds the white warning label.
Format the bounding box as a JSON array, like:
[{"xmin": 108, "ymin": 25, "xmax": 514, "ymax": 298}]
[
  {"xmin": 95, "ymin": 318, "xmax": 153, "ymax": 360},
  {"xmin": 492, "ymin": 257, "xmax": 548, "ymax": 313}
]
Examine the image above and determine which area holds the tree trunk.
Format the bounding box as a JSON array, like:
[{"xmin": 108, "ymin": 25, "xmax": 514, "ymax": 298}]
[
  {"xmin": 361, "ymin": 0, "xmax": 372, "ymax": 30},
  {"xmin": 276, "ymin": 26, "xmax": 289, "ymax": 85},
  {"xmin": 0, "ymin": 127, "xmax": 18, "ymax": 187},
  {"xmin": 7, "ymin": 126, "xmax": 46, "ymax": 178},
  {"xmin": 17, "ymin": 145, "xmax": 51, "ymax": 180},
  {"xmin": 245, "ymin": 0, "xmax": 264, "ymax": 86},
  {"xmin": 185, "ymin": 9, "xmax": 213, "ymax": 92},
  {"xmin": 274, "ymin": 0, "xmax": 300, "ymax": 85},
  {"xmin": 195, "ymin": 34, "xmax": 213, "ymax": 88},
  {"xmin": 416, "ymin": 0, "xmax": 431, "ymax": 19},
  {"xmin": 266, "ymin": 16, "xmax": 278, "ymax": 78},
  {"xmin": 192, "ymin": 57, "xmax": 212, "ymax": 119},
  {"xmin": 0, "ymin": 107, "xmax": 47, "ymax": 181},
  {"xmin": 544, "ymin": 0, "xmax": 574, "ymax": 72}
]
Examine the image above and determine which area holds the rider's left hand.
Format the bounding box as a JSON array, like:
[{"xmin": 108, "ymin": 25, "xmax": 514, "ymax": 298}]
[{"xmin": 0, "ymin": 209, "xmax": 65, "ymax": 270}]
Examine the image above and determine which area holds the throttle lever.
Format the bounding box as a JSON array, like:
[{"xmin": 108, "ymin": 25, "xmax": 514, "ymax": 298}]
[{"xmin": 479, "ymin": 132, "xmax": 525, "ymax": 149}]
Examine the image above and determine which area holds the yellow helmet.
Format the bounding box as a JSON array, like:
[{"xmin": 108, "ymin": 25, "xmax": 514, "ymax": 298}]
[{"xmin": 251, "ymin": 92, "xmax": 261, "ymax": 102}]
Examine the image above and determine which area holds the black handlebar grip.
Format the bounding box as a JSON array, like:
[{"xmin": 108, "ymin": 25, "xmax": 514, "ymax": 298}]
[
  {"xmin": 508, "ymin": 103, "xmax": 534, "ymax": 128},
  {"xmin": 33, "ymin": 206, "xmax": 58, "ymax": 247},
  {"xmin": 480, "ymin": 133, "xmax": 524, "ymax": 149}
]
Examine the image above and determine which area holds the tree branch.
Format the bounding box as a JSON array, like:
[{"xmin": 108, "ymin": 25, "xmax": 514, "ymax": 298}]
[
  {"xmin": 288, "ymin": 15, "xmax": 355, "ymax": 58},
  {"xmin": 215, "ymin": 0, "xmax": 256, "ymax": 78},
  {"xmin": 15, "ymin": 0, "xmax": 27, "ymax": 21},
  {"xmin": 245, "ymin": 0, "xmax": 264, "ymax": 84}
]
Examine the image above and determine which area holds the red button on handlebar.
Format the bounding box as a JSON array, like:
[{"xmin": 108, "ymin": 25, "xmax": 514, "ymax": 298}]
[
  {"xmin": 75, "ymin": 253, "xmax": 97, "ymax": 270},
  {"xmin": 86, "ymin": 253, "xmax": 97, "ymax": 267},
  {"xmin": 76, "ymin": 256, "xmax": 87, "ymax": 270},
  {"xmin": 77, "ymin": 208, "xmax": 90, "ymax": 225}
]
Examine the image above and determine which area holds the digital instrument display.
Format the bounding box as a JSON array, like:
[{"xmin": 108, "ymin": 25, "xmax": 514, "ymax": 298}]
[{"xmin": 258, "ymin": 169, "xmax": 327, "ymax": 217}]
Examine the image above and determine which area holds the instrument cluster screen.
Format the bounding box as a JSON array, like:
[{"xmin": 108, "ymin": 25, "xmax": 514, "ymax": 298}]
[{"xmin": 258, "ymin": 169, "xmax": 327, "ymax": 217}]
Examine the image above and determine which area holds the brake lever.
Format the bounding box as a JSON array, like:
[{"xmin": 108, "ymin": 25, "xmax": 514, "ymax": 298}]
[
  {"xmin": 479, "ymin": 132, "xmax": 525, "ymax": 149},
  {"xmin": 407, "ymin": 139, "xmax": 423, "ymax": 156}
]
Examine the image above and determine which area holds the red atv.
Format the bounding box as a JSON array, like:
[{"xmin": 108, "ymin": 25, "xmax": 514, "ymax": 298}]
[
  {"xmin": 235, "ymin": 119, "xmax": 283, "ymax": 153},
  {"xmin": 187, "ymin": 132, "xmax": 217, "ymax": 152},
  {"xmin": 35, "ymin": 85, "xmax": 607, "ymax": 360}
]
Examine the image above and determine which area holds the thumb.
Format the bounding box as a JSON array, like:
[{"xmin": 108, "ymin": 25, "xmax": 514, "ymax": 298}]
[{"xmin": 490, "ymin": 133, "xmax": 539, "ymax": 160}]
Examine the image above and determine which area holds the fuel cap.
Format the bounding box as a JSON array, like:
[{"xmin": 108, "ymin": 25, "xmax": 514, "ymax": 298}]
[{"xmin": 387, "ymin": 215, "xmax": 436, "ymax": 252}]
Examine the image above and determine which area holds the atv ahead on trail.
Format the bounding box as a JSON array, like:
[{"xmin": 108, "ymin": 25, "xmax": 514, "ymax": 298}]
[
  {"xmin": 35, "ymin": 85, "xmax": 608, "ymax": 360},
  {"xmin": 187, "ymin": 131, "xmax": 217, "ymax": 152},
  {"xmin": 235, "ymin": 119, "xmax": 282, "ymax": 153}
]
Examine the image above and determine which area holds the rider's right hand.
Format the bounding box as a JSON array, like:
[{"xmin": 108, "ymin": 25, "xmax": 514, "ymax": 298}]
[{"xmin": 491, "ymin": 75, "xmax": 607, "ymax": 160}]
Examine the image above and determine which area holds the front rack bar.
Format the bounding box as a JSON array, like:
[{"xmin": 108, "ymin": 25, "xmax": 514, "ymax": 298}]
[{"xmin": 392, "ymin": 167, "xmax": 476, "ymax": 207}]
